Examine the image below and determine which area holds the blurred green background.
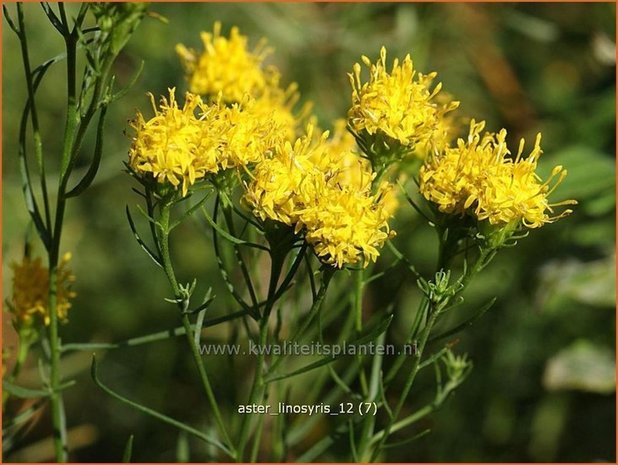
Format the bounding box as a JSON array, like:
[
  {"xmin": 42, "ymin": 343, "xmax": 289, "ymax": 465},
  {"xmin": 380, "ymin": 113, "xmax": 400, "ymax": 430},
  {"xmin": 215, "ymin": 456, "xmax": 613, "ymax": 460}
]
[{"xmin": 3, "ymin": 2, "xmax": 615, "ymax": 462}]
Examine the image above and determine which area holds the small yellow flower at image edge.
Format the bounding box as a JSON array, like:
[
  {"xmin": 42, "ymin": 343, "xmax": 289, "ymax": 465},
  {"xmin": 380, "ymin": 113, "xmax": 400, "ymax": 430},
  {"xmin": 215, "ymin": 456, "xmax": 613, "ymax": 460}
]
[
  {"xmin": 419, "ymin": 120, "xmax": 577, "ymax": 229},
  {"xmin": 8, "ymin": 253, "xmax": 76, "ymax": 327}
]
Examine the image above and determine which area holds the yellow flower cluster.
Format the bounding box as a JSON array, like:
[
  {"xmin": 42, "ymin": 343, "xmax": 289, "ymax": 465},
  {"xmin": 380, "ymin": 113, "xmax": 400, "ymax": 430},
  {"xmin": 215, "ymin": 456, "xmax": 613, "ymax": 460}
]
[
  {"xmin": 129, "ymin": 89, "xmax": 284, "ymax": 196},
  {"xmin": 177, "ymin": 23, "xmax": 308, "ymax": 140},
  {"xmin": 419, "ymin": 120, "xmax": 576, "ymax": 228},
  {"xmin": 176, "ymin": 22, "xmax": 274, "ymax": 103},
  {"xmin": 317, "ymin": 119, "xmax": 400, "ymax": 218},
  {"xmin": 244, "ymin": 126, "xmax": 394, "ymax": 267},
  {"xmin": 247, "ymin": 79, "xmax": 309, "ymax": 142},
  {"xmin": 8, "ymin": 253, "xmax": 76, "ymax": 327},
  {"xmin": 348, "ymin": 46, "xmax": 459, "ymax": 155},
  {"xmin": 413, "ymin": 92, "xmax": 461, "ymax": 159}
]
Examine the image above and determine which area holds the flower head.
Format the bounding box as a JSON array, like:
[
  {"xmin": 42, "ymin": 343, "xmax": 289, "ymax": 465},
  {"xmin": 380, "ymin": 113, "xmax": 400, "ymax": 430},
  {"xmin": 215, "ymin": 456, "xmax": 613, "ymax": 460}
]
[
  {"xmin": 419, "ymin": 120, "xmax": 576, "ymax": 228},
  {"xmin": 216, "ymin": 97, "xmax": 288, "ymax": 169},
  {"xmin": 300, "ymin": 183, "xmax": 394, "ymax": 268},
  {"xmin": 178, "ymin": 24, "xmax": 311, "ymax": 142},
  {"xmin": 413, "ymin": 91, "xmax": 461, "ymax": 159},
  {"xmin": 348, "ymin": 46, "xmax": 459, "ymax": 158},
  {"xmin": 246, "ymin": 79, "xmax": 311, "ymax": 143},
  {"xmin": 128, "ymin": 89, "xmax": 218, "ymax": 196},
  {"xmin": 244, "ymin": 126, "xmax": 329, "ymax": 226},
  {"xmin": 176, "ymin": 22, "xmax": 275, "ymax": 103},
  {"xmin": 8, "ymin": 253, "xmax": 76, "ymax": 327},
  {"xmin": 129, "ymin": 89, "xmax": 286, "ymax": 197},
  {"xmin": 244, "ymin": 125, "xmax": 394, "ymax": 267}
]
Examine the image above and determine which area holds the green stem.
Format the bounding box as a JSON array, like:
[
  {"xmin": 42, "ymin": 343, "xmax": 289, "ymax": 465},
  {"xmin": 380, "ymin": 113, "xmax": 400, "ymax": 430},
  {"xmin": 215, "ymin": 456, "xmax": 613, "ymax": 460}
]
[
  {"xmin": 222, "ymin": 205, "xmax": 260, "ymax": 313},
  {"xmin": 371, "ymin": 247, "xmax": 495, "ymax": 460},
  {"xmin": 180, "ymin": 314, "xmax": 234, "ymax": 456},
  {"xmin": 357, "ymin": 330, "xmax": 386, "ymax": 461},
  {"xmin": 158, "ymin": 202, "xmax": 235, "ymax": 457},
  {"xmin": 236, "ymin": 245, "xmax": 289, "ymax": 461},
  {"xmin": 236, "ymin": 319, "xmax": 269, "ymax": 462},
  {"xmin": 45, "ymin": 23, "xmax": 78, "ymax": 462},
  {"xmin": 354, "ymin": 269, "xmax": 369, "ymax": 396},
  {"xmin": 384, "ymin": 297, "xmax": 429, "ymax": 385},
  {"xmin": 370, "ymin": 307, "xmax": 439, "ymax": 461},
  {"xmin": 268, "ymin": 268, "xmax": 334, "ymax": 375},
  {"xmin": 249, "ymin": 413, "xmax": 265, "ymax": 462},
  {"xmin": 48, "ymin": 259, "xmax": 68, "ymax": 462},
  {"xmin": 46, "ymin": 24, "xmax": 76, "ymax": 463},
  {"xmin": 354, "ymin": 269, "xmax": 363, "ymax": 332}
]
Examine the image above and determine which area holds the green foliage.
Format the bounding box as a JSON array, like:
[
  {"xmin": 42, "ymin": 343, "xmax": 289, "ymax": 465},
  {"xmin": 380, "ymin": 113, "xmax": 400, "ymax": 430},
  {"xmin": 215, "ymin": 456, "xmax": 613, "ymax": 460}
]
[{"xmin": 3, "ymin": 3, "xmax": 614, "ymax": 462}]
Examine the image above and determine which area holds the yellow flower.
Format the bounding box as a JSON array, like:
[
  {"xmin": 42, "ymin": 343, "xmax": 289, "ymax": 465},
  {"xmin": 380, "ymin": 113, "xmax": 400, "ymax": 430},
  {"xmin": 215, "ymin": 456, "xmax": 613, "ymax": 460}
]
[
  {"xmin": 348, "ymin": 46, "xmax": 459, "ymax": 156},
  {"xmin": 413, "ymin": 92, "xmax": 461, "ymax": 159},
  {"xmin": 8, "ymin": 253, "xmax": 76, "ymax": 327},
  {"xmin": 326, "ymin": 119, "xmax": 358, "ymax": 155},
  {"xmin": 244, "ymin": 126, "xmax": 329, "ymax": 226},
  {"xmin": 258, "ymin": 82, "xmax": 314, "ymax": 142},
  {"xmin": 129, "ymin": 89, "xmax": 286, "ymax": 196},
  {"xmin": 176, "ymin": 22, "xmax": 275, "ymax": 103},
  {"xmin": 178, "ymin": 24, "xmax": 313, "ymax": 141},
  {"xmin": 313, "ymin": 119, "xmax": 373, "ymax": 191},
  {"xmin": 216, "ymin": 97, "xmax": 288, "ymax": 169},
  {"xmin": 377, "ymin": 180, "xmax": 400, "ymax": 219},
  {"xmin": 419, "ymin": 120, "xmax": 576, "ymax": 228},
  {"xmin": 128, "ymin": 89, "xmax": 218, "ymax": 196},
  {"xmin": 301, "ymin": 183, "xmax": 394, "ymax": 268},
  {"xmin": 244, "ymin": 125, "xmax": 395, "ymax": 267}
]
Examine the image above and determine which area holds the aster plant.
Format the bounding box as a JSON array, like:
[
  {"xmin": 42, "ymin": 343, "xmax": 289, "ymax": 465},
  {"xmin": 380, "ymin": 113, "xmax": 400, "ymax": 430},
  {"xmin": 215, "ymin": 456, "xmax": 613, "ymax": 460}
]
[
  {"xmin": 85, "ymin": 24, "xmax": 577, "ymax": 462},
  {"xmin": 3, "ymin": 3, "xmax": 145, "ymax": 461},
  {"xmin": 5, "ymin": 14, "xmax": 576, "ymax": 463}
]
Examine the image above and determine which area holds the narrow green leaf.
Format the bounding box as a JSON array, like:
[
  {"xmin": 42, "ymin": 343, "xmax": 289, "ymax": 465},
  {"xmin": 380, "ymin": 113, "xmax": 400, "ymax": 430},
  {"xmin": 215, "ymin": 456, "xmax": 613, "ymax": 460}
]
[
  {"xmin": 211, "ymin": 202, "xmax": 254, "ymax": 316},
  {"xmin": 31, "ymin": 53, "xmax": 66, "ymax": 79},
  {"xmin": 202, "ymin": 205, "xmax": 268, "ymax": 251},
  {"xmin": 193, "ymin": 293, "xmax": 212, "ymax": 347},
  {"xmin": 111, "ymin": 60, "xmax": 144, "ymax": 103},
  {"xmin": 176, "ymin": 431, "xmax": 190, "ymax": 462},
  {"xmin": 122, "ymin": 434, "xmax": 134, "ymax": 462},
  {"xmin": 428, "ymin": 297, "xmax": 496, "ymax": 344},
  {"xmin": 386, "ymin": 241, "xmax": 421, "ymax": 280},
  {"xmin": 354, "ymin": 314, "xmax": 394, "ymax": 346},
  {"xmin": 91, "ymin": 356, "xmax": 232, "ymax": 457},
  {"xmin": 126, "ymin": 205, "xmax": 162, "ymax": 268},
  {"xmin": 383, "ymin": 428, "xmax": 431, "ymax": 449},
  {"xmin": 17, "ymin": 72, "xmax": 51, "ymax": 248},
  {"xmin": 170, "ymin": 193, "xmax": 211, "ymax": 231},
  {"xmin": 62, "ymin": 309, "xmax": 249, "ymax": 353},
  {"xmin": 65, "ymin": 105, "xmax": 107, "ymax": 198},
  {"xmin": 418, "ymin": 347, "xmax": 449, "ymax": 370},
  {"xmin": 265, "ymin": 315, "xmax": 393, "ymax": 383},
  {"xmin": 272, "ymin": 244, "xmax": 307, "ymax": 301},
  {"xmin": 40, "ymin": 2, "xmax": 66, "ymax": 35},
  {"xmin": 3, "ymin": 380, "xmax": 50, "ymax": 399},
  {"xmin": 399, "ymin": 181, "xmax": 432, "ymax": 223}
]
